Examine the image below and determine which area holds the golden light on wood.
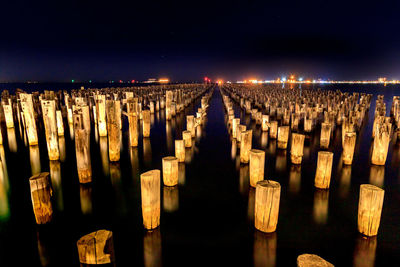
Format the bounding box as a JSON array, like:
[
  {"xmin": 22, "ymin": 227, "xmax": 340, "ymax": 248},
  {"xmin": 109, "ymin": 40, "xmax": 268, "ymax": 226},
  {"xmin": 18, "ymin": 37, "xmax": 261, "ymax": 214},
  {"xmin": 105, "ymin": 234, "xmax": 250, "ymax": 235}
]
[
  {"xmin": 297, "ymin": 254, "xmax": 333, "ymax": 267},
  {"xmin": 320, "ymin": 122, "xmax": 331, "ymax": 149},
  {"xmin": 253, "ymin": 231, "xmax": 276, "ymax": 267},
  {"xmin": 74, "ymin": 113, "xmax": 92, "ymax": 183},
  {"xmin": 77, "ymin": 230, "xmax": 115, "ymax": 265},
  {"xmin": 128, "ymin": 113, "xmax": 139, "ymax": 147},
  {"xmin": 314, "ymin": 151, "xmax": 334, "ymax": 189},
  {"xmin": 56, "ymin": 110, "xmax": 64, "ymax": 136},
  {"xmin": 313, "ymin": 189, "xmax": 329, "ymax": 225},
  {"xmin": 162, "ymin": 156, "xmax": 178, "ymax": 186},
  {"xmin": 255, "ymin": 180, "xmax": 281, "ymax": 233},
  {"xmin": 3, "ymin": 104, "xmax": 14, "ymax": 128},
  {"xmin": 141, "ymin": 170, "xmax": 161, "ymax": 230},
  {"xmin": 175, "ymin": 140, "xmax": 185, "ymax": 163},
  {"xmin": 237, "ymin": 125, "xmax": 246, "ymax": 143},
  {"xmin": 106, "ymin": 100, "xmax": 121, "ymax": 161},
  {"xmin": 240, "ymin": 130, "xmax": 253, "ymax": 163},
  {"xmin": 261, "ymin": 115, "xmax": 269, "ymax": 132},
  {"xmin": 269, "ymin": 121, "xmax": 278, "ymax": 139},
  {"xmin": 249, "ymin": 149, "xmax": 265, "ymax": 187},
  {"xmin": 290, "ymin": 133, "xmax": 305, "ymax": 164},
  {"xmin": 143, "ymin": 228, "xmax": 162, "ymax": 267},
  {"xmin": 142, "ymin": 110, "xmax": 151, "ymax": 137},
  {"xmin": 29, "ymin": 172, "xmax": 53, "ymax": 224},
  {"xmin": 79, "ymin": 185, "xmax": 92, "ymax": 215},
  {"xmin": 277, "ymin": 126, "xmax": 289, "ymax": 149},
  {"xmin": 186, "ymin": 115, "xmax": 195, "ymax": 137},
  {"xmin": 371, "ymin": 124, "xmax": 390, "ymax": 165},
  {"xmin": 96, "ymin": 96, "xmax": 107, "ymax": 137},
  {"xmin": 358, "ymin": 184, "xmax": 384, "ymax": 237},
  {"xmin": 353, "ymin": 235, "xmax": 377, "ymax": 267},
  {"xmin": 20, "ymin": 94, "xmax": 38, "ymax": 145},
  {"xmin": 182, "ymin": 130, "xmax": 192, "ymax": 147},
  {"xmin": 342, "ymin": 132, "xmax": 357, "ymax": 165},
  {"xmin": 232, "ymin": 118, "xmax": 240, "ymax": 138}
]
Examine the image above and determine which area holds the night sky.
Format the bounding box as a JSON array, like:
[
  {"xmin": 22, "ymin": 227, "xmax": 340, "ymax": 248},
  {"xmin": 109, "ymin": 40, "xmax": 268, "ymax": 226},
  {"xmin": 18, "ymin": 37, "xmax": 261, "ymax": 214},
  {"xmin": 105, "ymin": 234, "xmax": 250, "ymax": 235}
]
[{"xmin": 1, "ymin": 0, "xmax": 399, "ymax": 82}]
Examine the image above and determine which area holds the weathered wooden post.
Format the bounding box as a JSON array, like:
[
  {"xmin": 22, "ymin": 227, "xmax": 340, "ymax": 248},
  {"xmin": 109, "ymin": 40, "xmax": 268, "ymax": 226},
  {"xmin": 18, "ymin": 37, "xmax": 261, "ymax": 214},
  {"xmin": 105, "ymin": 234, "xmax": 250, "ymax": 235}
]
[
  {"xmin": 141, "ymin": 170, "xmax": 161, "ymax": 230},
  {"xmin": 21, "ymin": 94, "xmax": 38, "ymax": 145},
  {"xmin": 314, "ymin": 151, "xmax": 334, "ymax": 189},
  {"xmin": 269, "ymin": 121, "xmax": 278, "ymax": 139},
  {"xmin": 240, "ymin": 130, "xmax": 253, "ymax": 163},
  {"xmin": 297, "ymin": 254, "xmax": 333, "ymax": 267},
  {"xmin": 186, "ymin": 115, "xmax": 195, "ymax": 137},
  {"xmin": 358, "ymin": 184, "xmax": 384, "ymax": 237},
  {"xmin": 261, "ymin": 115, "xmax": 269, "ymax": 132},
  {"xmin": 342, "ymin": 132, "xmax": 357, "ymax": 165},
  {"xmin": 106, "ymin": 100, "xmax": 121, "ymax": 161},
  {"xmin": 290, "ymin": 133, "xmax": 305, "ymax": 164},
  {"xmin": 29, "ymin": 172, "xmax": 53, "ymax": 224},
  {"xmin": 255, "ymin": 180, "xmax": 281, "ymax": 233},
  {"xmin": 371, "ymin": 124, "xmax": 390, "ymax": 165},
  {"xmin": 128, "ymin": 112, "xmax": 139, "ymax": 147},
  {"xmin": 96, "ymin": 95, "xmax": 107, "ymax": 137},
  {"xmin": 182, "ymin": 131, "xmax": 192, "ymax": 147},
  {"xmin": 320, "ymin": 122, "xmax": 331, "ymax": 149},
  {"xmin": 162, "ymin": 156, "xmax": 179, "ymax": 186},
  {"xmin": 277, "ymin": 126, "xmax": 289, "ymax": 149},
  {"xmin": 175, "ymin": 140, "xmax": 185, "ymax": 162},
  {"xmin": 142, "ymin": 110, "xmax": 151, "ymax": 138},
  {"xmin": 74, "ymin": 113, "xmax": 92, "ymax": 183},
  {"xmin": 77, "ymin": 230, "xmax": 115, "ymax": 265},
  {"xmin": 249, "ymin": 149, "xmax": 265, "ymax": 187},
  {"xmin": 56, "ymin": 110, "xmax": 64, "ymax": 136}
]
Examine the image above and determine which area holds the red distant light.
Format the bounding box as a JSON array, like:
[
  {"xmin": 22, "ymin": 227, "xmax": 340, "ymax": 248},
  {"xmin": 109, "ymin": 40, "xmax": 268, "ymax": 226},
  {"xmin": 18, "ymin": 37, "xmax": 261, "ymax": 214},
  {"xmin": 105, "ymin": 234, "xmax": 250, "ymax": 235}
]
[{"xmin": 131, "ymin": 80, "xmax": 135, "ymax": 83}]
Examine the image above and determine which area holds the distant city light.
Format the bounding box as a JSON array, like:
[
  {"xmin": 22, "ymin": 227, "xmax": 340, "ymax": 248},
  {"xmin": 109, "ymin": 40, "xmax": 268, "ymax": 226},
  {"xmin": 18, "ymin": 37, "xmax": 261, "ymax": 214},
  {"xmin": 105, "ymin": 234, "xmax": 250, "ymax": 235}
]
[
  {"xmin": 158, "ymin": 78, "xmax": 169, "ymax": 83},
  {"xmin": 71, "ymin": 79, "xmax": 75, "ymax": 83}
]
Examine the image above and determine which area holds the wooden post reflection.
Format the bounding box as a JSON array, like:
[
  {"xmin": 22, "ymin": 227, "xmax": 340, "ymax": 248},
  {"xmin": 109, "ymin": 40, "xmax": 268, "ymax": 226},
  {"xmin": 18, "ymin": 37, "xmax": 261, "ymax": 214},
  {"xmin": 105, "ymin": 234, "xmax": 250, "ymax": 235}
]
[
  {"xmin": 80, "ymin": 185, "xmax": 93, "ymax": 215},
  {"xmin": 353, "ymin": 235, "xmax": 376, "ymax": 267},
  {"xmin": 143, "ymin": 228, "xmax": 162, "ymax": 267},
  {"xmin": 253, "ymin": 231, "xmax": 276, "ymax": 267},
  {"xmin": 313, "ymin": 189, "xmax": 329, "ymax": 225},
  {"xmin": 30, "ymin": 145, "xmax": 41, "ymax": 176},
  {"xmin": 289, "ymin": 165, "xmax": 301, "ymax": 194},
  {"xmin": 163, "ymin": 186, "xmax": 179, "ymax": 212}
]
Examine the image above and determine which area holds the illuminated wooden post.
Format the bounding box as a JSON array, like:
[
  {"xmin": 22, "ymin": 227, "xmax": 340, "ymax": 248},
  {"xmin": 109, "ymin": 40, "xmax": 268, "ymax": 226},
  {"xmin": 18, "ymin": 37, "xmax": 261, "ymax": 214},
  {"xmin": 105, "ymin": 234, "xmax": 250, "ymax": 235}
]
[
  {"xmin": 320, "ymin": 122, "xmax": 331, "ymax": 149},
  {"xmin": 290, "ymin": 133, "xmax": 305, "ymax": 164},
  {"xmin": 297, "ymin": 254, "xmax": 333, "ymax": 267},
  {"xmin": 106, "ymin": 100, "xmax": 121, "ymax": 161},
  {"xmin": 304, "ymin": 118, "xmax": 312, "ymax": 133},
  {"xmin": 371, "ymin": 124, "xmax": 390, "ymax": 165},
  {"xmin": 42, "ymin": 100, "xmax": 60, "ymax": 160},
  {"xmin": 3, "ymin": 103, "xmax": 14, "ymax": 128},
  {"xmin": 261, "ymin": 115, "xmax": 269, "ymax": 132},
  {"xmin": 162, "ymin": 156, "xmax": 178, "ymax": 186},
  {"xmin": 240, "ymin": 130, "xmax": 253, "ymax": 163},
  {"xmin": 358, "ymin": 184, "xmax": 384, "ymax": 237},
  {"xmin": 269, "ymin": 121, "xmax": 278, "ymax": 139},
  {"xmin": 182, "ymin": 130, "xmax": 192, "ymax": 147},
  {"xmin": 21, "ymin": 94, "xmax": 38, "ymax": 145},
  {"xmin": 255, "ymin": 180, "xmax": 281, "ymax": 233},
  {"xmin": 142, "ymin": 110, "xmax": 151, "ymax": 138},
  {"xmin": 232, "ymin": 118, "xmax": 240, "ymax": 138},
  {"xmin": 77, "ymin": 230, "xmax": 115, "ymax": 265},
  {"xmin": 314, "ymin": 151, "xmax": 334, "ymax": 189},
  {"xmin": 128, "ymin": 112, "xmax": 139, "ymax": 147},
  {"xmin": 141, "ymin": 170, "xmax": 161, "ymax": 230},
  {"xmin": 237, "ymin": 125, "xmax": 246, "ymax": 143},
  {"xmin": 249, "ymin": 149, "xmax": 265, "ymax": 187},
  {"xmin": 74, "ymin": 113, "xmax": 92, "ymax": 183},
  {"xmin": 277, "ymin": 126, "xmax": 289, "ymax": 149},
  {"xmin": 56, "ymin": 110, "xmax": 64, "ymax": 136},
  {"xmin": 343, "ymin": 132, "xmax": 357, "ymax": 165},
  {"xmin": 96, "ymin": 96, "xmax": 107, "ymax": 137},
  {"xmin": 29, "ymin": 172, "xmax": 53, "ymax": 224},
  {"xmin": 175, "ymin": 140, "xmax": 185, "ymax": 162},
  {"xmin": 186, "ymin": 115, "xmax": 195, "ymax": 137}
]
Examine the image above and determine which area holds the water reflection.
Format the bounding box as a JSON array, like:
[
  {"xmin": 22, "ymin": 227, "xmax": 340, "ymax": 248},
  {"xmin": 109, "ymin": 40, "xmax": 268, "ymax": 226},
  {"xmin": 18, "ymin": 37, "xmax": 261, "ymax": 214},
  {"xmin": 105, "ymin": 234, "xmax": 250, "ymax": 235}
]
[
  {"xmin": 163, "ymin": 186, "xmax": 179, "ymax": 212},
  {"xmin": 261, "ymin": 132, "xmax": 268, "ymax": 149},
  {"xmin": 143, "ymin": 137, "xmax": 152, "ymax": 167},
  {"xmin": 110, "ymin": 162, "xmax": 127, "ymax": 215},
  {"xmin": 289, "ymin": 165, "xmax": 301, "ymax": 194},
  {"xmin": 143, "ymin": 228, "xmax": 162, "ymax": 267},
  {"xmin": 178, "ymin": 163, "xmax": 185, "ymax": 185},
  {"xmin": 339, "ymin": 165, "xmax": 352, "ymax": 198},
  {"xmin": 68, "ymin": 123, "xmax": 74, "ymax": 140},
  {"xmin": 100, "ymin": 137, "xmax": 109, "ymax": 176},
  {"xmin": 275, "ymin": 150, "xmax": 287, "ymax": 173},
  {"xmin": 166, "ymin": 121, "xmax": 173, "ymax": 153},
  {"xmin": 313, "ymin": 189, "xmax": 329, "ymax": 225},
  {"xmin": 248, "ymin": 187, "xmax": 255, "ymax": 222},
  {"xmin": 80, "ymin": 184, "xmax": 93, "ymax": 215},
  {"xmin": 6, "ymin": 128, "xmax": 17, "ymax": 153},
  {"xmin": 0, "ymin": 155, "xmax": 9, "ymax": 222},
  {"xmin": 36, "ymin": 230, "xmax": 51, "ymax": 267},
  {"xmin": 267, "ymin": 140, "xmax": 276, "ymax": 156},
  {"xmin": 353, "ymin": 235, "xmax": 377, "ymax": 267},
  {"xmin": 196, "ymin": 125, "xmax": 202, "ymax": 142},
  {"xmin": 253, "ymin": 231, "xmax": 277, "ymax": 267},
  {"xmin": 185, "ymin": 146, "xmax": 194, "ymax": 164},
  {"xmin": 231, "ymin": 139, "xmax": 237, "ymax": 161},
  {"xmin": 30, "ymin": 145, "xmax": 41, "ymax": 175},
  {"xmin": 58, "ymin": 136, "xmax": 66, "ymax": 162},
  {"xmin": 49, "ymin": 160, "xmax": 63, "ymax": 211},
  {"xmin": 369, "ymin": 165, "xmax": 385, "ymax": 188},
  {"xmin": 130, "ymin": 147, "xmax": 140, "ymax": 179},
  {"xmin": 239, "ymin": 164, "xmax": 249, "ymax": 195}
]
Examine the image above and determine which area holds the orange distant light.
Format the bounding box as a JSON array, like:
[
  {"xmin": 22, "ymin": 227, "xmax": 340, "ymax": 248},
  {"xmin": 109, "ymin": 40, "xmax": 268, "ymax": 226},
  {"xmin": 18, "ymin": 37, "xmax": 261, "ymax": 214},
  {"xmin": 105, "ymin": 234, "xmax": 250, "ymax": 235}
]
[{"xmin": 158, "ymin": 78, "xmax": 169, "ymax": 83}]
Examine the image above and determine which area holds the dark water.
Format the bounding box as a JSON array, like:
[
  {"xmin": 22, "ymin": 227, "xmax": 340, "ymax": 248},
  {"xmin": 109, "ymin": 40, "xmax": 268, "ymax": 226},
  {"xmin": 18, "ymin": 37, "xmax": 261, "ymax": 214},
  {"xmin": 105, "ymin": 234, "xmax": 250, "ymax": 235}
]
[{"xmin": 0, "ymin": 84, "xmax": 399, "ymax": 266}]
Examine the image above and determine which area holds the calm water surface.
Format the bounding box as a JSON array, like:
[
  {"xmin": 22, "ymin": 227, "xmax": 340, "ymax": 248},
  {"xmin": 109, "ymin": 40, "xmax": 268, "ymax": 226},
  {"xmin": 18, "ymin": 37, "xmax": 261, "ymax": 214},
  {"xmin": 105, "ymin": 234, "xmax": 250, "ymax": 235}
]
[{"xmin": 0, "ymin": 84, "xmax": 399, "ymax": 266}]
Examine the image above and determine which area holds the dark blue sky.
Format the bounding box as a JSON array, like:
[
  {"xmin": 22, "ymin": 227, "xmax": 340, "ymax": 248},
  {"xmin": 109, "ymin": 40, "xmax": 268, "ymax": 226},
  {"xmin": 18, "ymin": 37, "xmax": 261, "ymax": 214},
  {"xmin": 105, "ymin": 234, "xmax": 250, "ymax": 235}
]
[{"xmin": 1, "ymin": 0, "xmax": 399, "ymax": 82}]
